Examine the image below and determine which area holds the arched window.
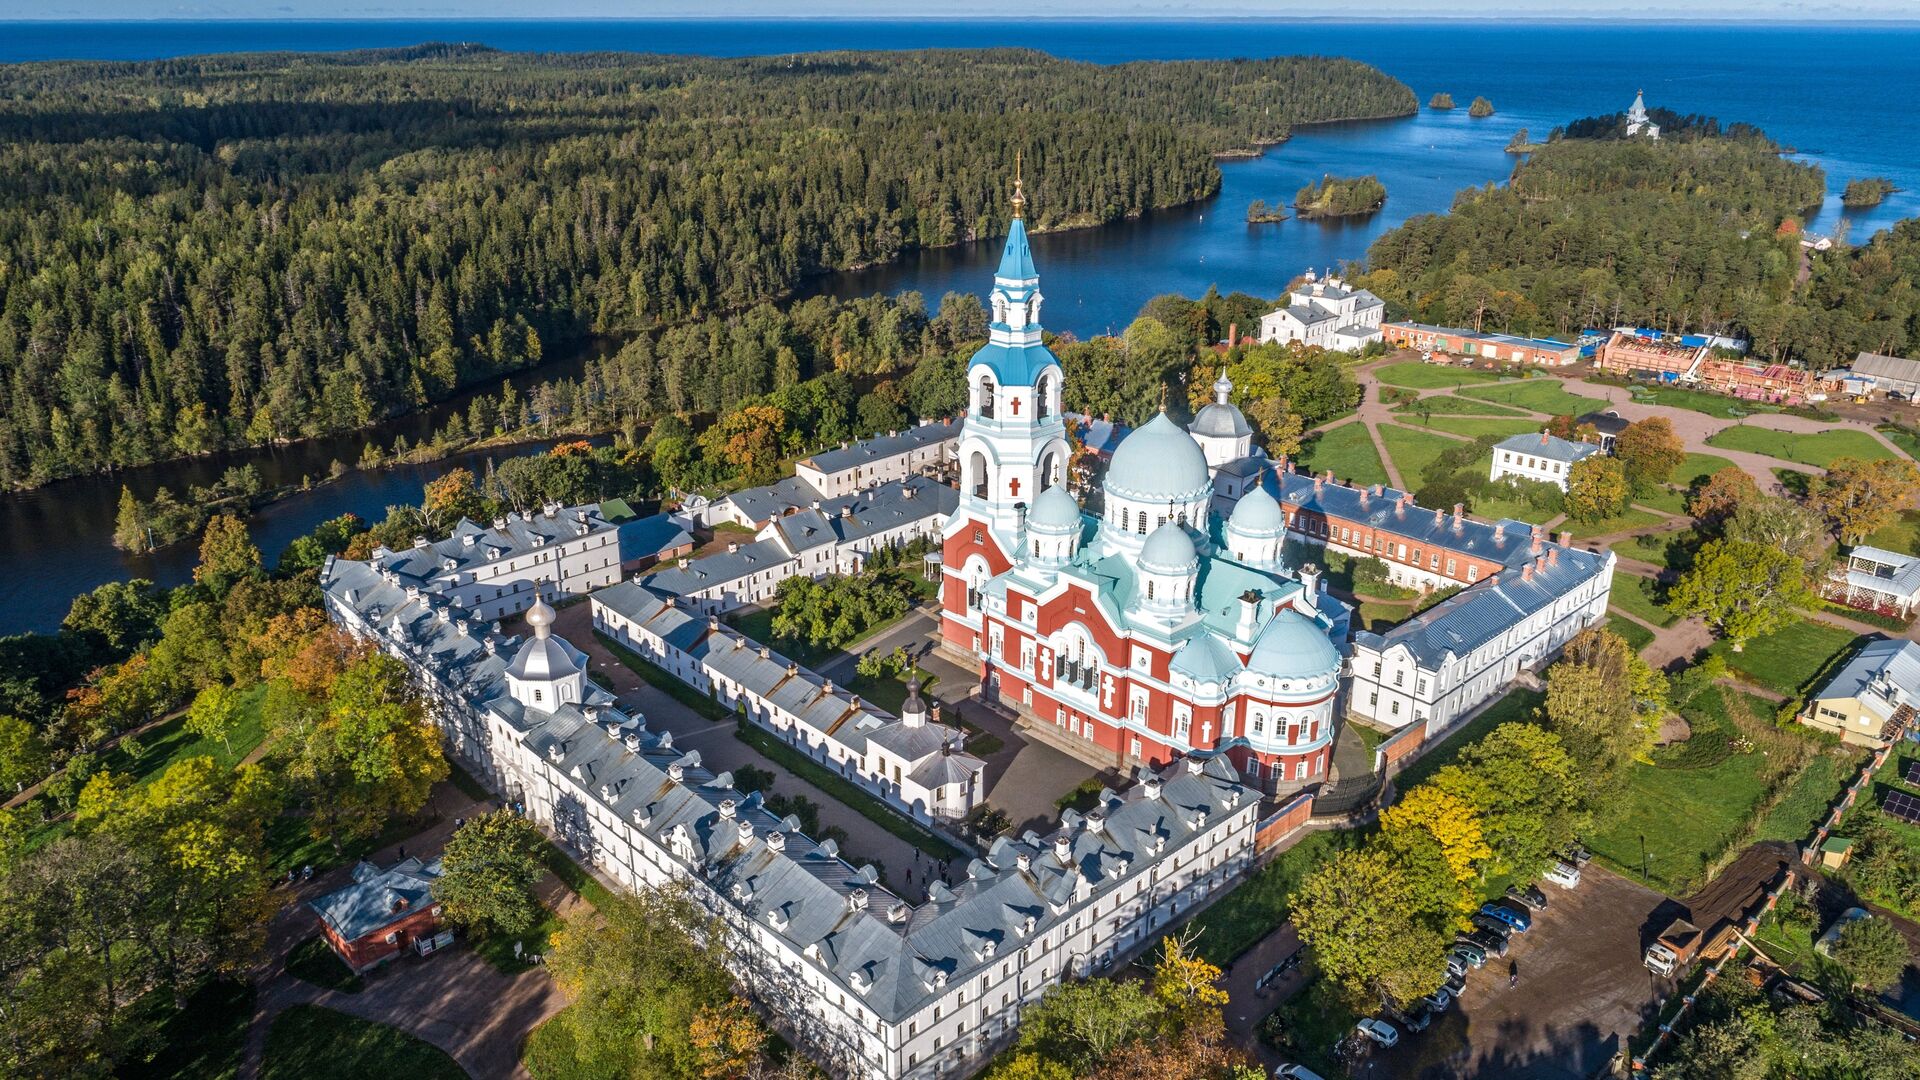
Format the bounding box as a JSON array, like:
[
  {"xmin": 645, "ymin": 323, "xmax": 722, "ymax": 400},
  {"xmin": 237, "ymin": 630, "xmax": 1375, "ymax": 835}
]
[
  {"xmin": 978, "ymin": 377, "xmax": 997, "ymax": 419},
  {"xmin": 968, "ymin": 451, "xmax": 990, "ymax": 499},
  {"xmin": 1121, "ymin": 507, "xmax": 1130, "ymax": 531},
  {"xmin": 1147, "ymin": 581, "xmax": 1156, "ymax": 601},
  {"xmin": 1136, "ymin": 516, "xmax": 1146, "ymax": 535},
  {"xmin": 1035, "ymin": 374, "xmax": 1053, "ymax": 420}
]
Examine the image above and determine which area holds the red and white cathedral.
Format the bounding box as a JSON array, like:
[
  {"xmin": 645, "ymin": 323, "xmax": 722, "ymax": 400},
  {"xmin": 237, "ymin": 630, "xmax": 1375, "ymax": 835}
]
[{"xmin": 938, "ymin": 183, "xmax": 1353, "ymax": 794}]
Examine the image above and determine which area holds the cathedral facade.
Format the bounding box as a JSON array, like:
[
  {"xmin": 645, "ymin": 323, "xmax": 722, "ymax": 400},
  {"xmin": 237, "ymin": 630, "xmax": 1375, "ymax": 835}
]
[{"xmin": 938, "ymin": 187, "xmax": 1352, "ymax": 794}]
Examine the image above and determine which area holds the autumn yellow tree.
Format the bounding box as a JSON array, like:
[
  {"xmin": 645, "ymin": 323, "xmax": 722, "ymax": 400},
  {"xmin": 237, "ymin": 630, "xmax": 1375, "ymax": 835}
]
[
  {"xmin": 688, "ymin": 997, "xmax": 768, "ymax": 1079},
  {"xmin": 1381, "ymin": 785, "xmax": 1492, "ymax": 888},
  {"xmin": 1150, "ymin": 932, "xmax": 1229, "ymax": 1020},
  {"xmin": 1807, "ymin": 456, "xmax": 1920, "ymax": 542}
]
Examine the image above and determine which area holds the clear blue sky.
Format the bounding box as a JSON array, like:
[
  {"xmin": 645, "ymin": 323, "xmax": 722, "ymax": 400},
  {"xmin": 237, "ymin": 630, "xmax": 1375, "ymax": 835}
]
[{"xmin": 11, "ymin": 2, "xmax": 1919, "ymax": 20}]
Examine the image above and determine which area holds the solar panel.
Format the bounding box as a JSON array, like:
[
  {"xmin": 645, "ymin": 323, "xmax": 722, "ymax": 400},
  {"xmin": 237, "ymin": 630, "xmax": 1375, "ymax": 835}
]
[
  {"xmin": 1905, "ymin": 760, "xmax": 1920, "ymax": 787},
  {"xmin": 1884, "ymin": 790, "xmax": 1920, "ymax": 825}
]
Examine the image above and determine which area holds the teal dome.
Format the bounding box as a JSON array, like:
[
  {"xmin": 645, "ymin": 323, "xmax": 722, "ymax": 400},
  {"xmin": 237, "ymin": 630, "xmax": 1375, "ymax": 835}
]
[
  {"xmin": 969, "ymin": 340, "xmax": 1059, "ymax": 387},
  {"xmin": 1027, "ymin": 485, "xmax": 1082, "ymax": 533},
  {"xmin": 1139, "ymin": 523, "xmax": 1199, "ymax": 572},
  {"xmin": 1105, "ymin": 413, "xmax": 1212, "ymax": 503},
  {"xmin": 1246, "ymin": 608, "xmax": 1340, "ymax": 680},
  {"xmin": 1228, "ymin": 486, "xmax": 1286, "ymax": 537}
]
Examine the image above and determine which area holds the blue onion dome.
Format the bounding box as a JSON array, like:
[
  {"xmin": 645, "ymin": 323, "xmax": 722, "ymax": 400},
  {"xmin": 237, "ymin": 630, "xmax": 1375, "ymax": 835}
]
[
  {"xmin": 1139, "ymin": 523, "xmax": 1200, "ymax": 573},
  {"xmin": 1245, "ymin": 608, "xmax": 1340, "ymax": 680},
  {"xmin": 1027, "ymin": 484, "xmax": 1081, "ymax": 533},
  {"xmin": 1105, "ymin": 413, "xmax": 1212, "ymax": 503},
  {"xmin": 1227, "ymin": 485, "xmax": 1286, "ymax": 537}
]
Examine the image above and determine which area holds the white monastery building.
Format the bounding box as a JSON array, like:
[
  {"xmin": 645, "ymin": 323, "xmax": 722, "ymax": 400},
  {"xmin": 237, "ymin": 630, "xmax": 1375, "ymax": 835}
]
[
  {"xmin": 361, "ymin": 502, "xmax": 621, "ymax": 623},
  {"xmin": 1257, "ymin": 269, "xmax": 1385, "ymax": 351},
  {"xmin": 1489, "ymin": 430, "xmax": 1603, "ymax": 491},
  {"xmin": 321, "ymin": 553, "xmax": 1259, "ymax": 1080}
]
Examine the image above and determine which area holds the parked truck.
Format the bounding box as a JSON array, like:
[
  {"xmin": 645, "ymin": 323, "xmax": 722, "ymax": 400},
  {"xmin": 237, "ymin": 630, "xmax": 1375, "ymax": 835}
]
[{"xmin": 1644, "ymin": 917, "xmax": 1739, "ymax": 978}]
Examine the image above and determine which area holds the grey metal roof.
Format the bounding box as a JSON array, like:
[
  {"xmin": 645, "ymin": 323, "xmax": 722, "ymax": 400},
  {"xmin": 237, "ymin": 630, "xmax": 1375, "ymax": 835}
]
[
  {"xmin": 720, "ymin": 476, "xmax": 826, "ymax": 526},
  {"xmin": 616, "ymin": 513, "xmax": 694, "ymax": 564},
  {"xmin": 309, "ymin": 856, "xmax": 444, "ymax": 942},
  {"xmin": 326, "ymin": 560, "xmax": 1254, "ymax": 1027},
  {"xmin": 799, "ymin": 419, "xmax": 960, "ymax": 477},
  {"xmin": 1493, "ymin": 432, "xmax": 1602, "ymax": 464},
  {"xmin": 1814, "ymin": 638, "xmax": 1920, "ymax": 722},
  {"xmin": 376, "ymin": 503, "xmax": 615, "ymax": 584},
  {"xmin": 1842, "ymin": 547, "xmax": 1920, "ymax": 602},
  {"xmin": 1852, "ymin": 351, "xmax": 1920, "ymax": 385},
  {"xmin": 1354, "ymin": 548, "xmax": 1609, "ymax": 667}
]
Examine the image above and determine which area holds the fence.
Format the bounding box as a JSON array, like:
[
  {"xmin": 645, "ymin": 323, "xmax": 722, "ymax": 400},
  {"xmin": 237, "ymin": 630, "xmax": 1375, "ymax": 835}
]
[{"xmin": 1254, "ymin": 791, "xmax": 1316, "ymax": 853}]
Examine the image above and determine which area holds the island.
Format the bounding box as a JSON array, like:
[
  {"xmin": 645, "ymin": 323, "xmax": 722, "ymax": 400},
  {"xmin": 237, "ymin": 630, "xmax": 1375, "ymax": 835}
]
[
  {"xmin": 1506, "ymin": 127, "xmax": 1548, "ymax": 153},
  {"xmin": 1293, "ymin": 173, "xmax": 1389, "ymax": 219},
  {"xmin": 1245, "ymin": 199, "xmax": 1291, "ymax": 223},
  {"xmin": 1430, "ymin": 92, "xmax": 1456, "ymax": 110},
  {"xmin": 1468, "ymin": 96, "xmax": 1496, "ymax": 118},
  {"xmin": 1843, "ymin": 177, "xmax": 1897, "ymax": 208}
]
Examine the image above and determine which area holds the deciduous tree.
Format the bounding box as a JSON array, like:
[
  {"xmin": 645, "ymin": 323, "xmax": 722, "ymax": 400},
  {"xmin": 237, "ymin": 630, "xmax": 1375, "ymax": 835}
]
[
  {"xmin": 1829, "ymin": 914, "xmax": 1908, "ymax": 992},
  {"xmin": 1291, "ymin": 847, "xmax": 1450, "ymax": 1008},
  {"xmin": 1687, "ymin": 466, "xmax": 1759, "ymax": 527},
  {"xmin": 1565, "ymin": 456, "xmax": 1629, "ymax": 523},
  {"xmin": 183, "ymin": 683, "xmax": 246, "ymax": 756},
  {"xmin": 1667, "ymin": 539, "xmax": 1813, "ymax": 650},
  {"xmin": 433, "ymin": 810, "xmax": 548, "ymax": 937},
  {"xmin": 1614, "ymin": 417, "xmax": 1685, "ymax": 489},
  {"xmin": 1806, "ymin": 456, "xmax": 1920, "ymax": 542},
  {"xmin": 193, "ymin": 515, "xmax": 263, "ymax": 596}
]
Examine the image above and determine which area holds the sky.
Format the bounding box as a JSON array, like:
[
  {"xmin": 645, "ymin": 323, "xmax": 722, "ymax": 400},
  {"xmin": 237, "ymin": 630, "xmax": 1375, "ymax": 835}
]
[{"xmin": 10, "ymin": 1, "xmax": 1920, "ymax": 20}]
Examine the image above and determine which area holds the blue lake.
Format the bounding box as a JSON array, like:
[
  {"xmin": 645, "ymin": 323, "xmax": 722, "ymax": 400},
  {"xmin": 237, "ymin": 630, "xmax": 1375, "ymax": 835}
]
[{"xmin": 2, "ymin": 19, "xmax": 1916, "ymax": 632}]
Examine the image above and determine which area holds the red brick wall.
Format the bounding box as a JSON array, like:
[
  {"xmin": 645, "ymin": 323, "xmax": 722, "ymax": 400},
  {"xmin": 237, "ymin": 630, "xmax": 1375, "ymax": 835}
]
[
  {"xmin": 321, "ymin": 906, "xmax": 445, "ymax": 973},
  {"xmin": 1255, "ymin": 792, "xmax": 1315, "ymax": 852}
]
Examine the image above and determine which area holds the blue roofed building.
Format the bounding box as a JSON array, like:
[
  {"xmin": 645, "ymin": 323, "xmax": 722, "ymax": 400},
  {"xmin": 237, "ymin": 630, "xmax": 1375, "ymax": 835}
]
[
  {"xmin": 1799, "ymin": 637, "xmax": 1920, "ymax": 746},
  {"xmin": 1490, "ymin": 430, "xmax": 1604, "ymax": 491}
]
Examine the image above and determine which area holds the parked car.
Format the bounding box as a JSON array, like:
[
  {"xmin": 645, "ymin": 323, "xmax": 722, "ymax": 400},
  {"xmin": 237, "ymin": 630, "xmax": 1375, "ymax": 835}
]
[
  {"xmin": 1274, "ymin": 1066, "xmax": 1326, "ymax": 1080},
  {"xmin": 1469, "ymin": 913, "xmax": 1513, "ymax": 939},
  {"xmin": 1506, "ymin": 883, "xmax": 1549, "ymax": 910},
  {"xmin": 1445, "ymin": 954, "xmax": 1471, "ymax": 981},
  {"xmin": 1422, "ymin": 986, "xmax": 1454, "ymax": 1014},
  {"xmin": 1480, "ymin": 901, "xmax": 1532, "ymax": 933},
  {"xmin": 1544, "ymin": 861, "xmax": 1582, "ymax": 889},
  {"xmin": 1355, "ymin": 1018, "xmax": 1400, "ymax": 1048},
  {"xmin": 1461, "ymin": 927, "xmax": 1510, "ymax": 957},
  {"xmin": 1391, "ymin": 1003, "xmax": 1433, "ymax": 1033},
  {"xmin": 1450, "ymin": 942, "xmax": 1488, "ymax": 969}
]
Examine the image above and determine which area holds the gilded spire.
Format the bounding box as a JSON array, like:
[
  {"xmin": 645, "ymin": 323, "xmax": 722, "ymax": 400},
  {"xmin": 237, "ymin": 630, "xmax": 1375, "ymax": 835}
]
[{"xmin": 1011, "ymin": 149, "xmax": 1026, "ymax": 219}]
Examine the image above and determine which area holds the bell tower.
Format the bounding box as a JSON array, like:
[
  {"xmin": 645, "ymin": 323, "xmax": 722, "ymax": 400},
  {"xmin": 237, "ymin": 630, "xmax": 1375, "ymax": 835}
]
[{"xmin": 941, "ymin": 164, "xmax": 1074, "ymax": 651}]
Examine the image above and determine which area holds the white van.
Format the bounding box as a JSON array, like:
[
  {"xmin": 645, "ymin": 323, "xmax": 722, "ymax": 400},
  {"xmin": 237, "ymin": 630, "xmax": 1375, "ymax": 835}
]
[
  {"xmin": 1544, "ymin": 860, "xmax": 1582, "ymax": 888},
  {"xmin": 1275, "ymin": 1066, "xmax": 1327, "ymax": 1080}
]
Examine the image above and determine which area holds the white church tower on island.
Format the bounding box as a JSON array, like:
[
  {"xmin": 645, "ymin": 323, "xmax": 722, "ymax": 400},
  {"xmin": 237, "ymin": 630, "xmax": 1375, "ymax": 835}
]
[{"xmin": 1626, "ymin": 90, "xmax": 1660, "ymax": 139}]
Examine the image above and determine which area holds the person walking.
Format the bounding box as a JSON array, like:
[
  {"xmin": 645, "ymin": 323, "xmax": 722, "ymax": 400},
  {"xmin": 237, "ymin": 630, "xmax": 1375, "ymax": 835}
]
[{"xmin": 1509, "ymin": 960, "xmax": 1519, "ymax": 988}]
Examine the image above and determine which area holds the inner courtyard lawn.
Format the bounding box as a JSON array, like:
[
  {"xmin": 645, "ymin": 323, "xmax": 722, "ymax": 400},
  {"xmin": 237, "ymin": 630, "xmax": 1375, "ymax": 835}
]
[
  {"xmin": 1457, "ymin": 379, "xmax": 1609, "ymax": 417},
  {"xmin": 1607, "ymin": 614, "xmax": 1656, "ymax": 652},
  {"xmin": 1296, "ymin": 421, "xmax": 1388, "ymax": 486},
  {"xmin": 1373, "ymin": 361, "xmax": 1505, "ymax": 389},
  {"xmin": 1561, "ymin": 505, "xmax": 1668, "ymax": 539},
  {"xmin": 1864, "ymin": 508, "xmax": 1920, "ymax": 555},
  {"xmin": 1401, "ymin": 415, "xmax": 1542, "ymax": 439},
  {"xmin": 1705, "ymin": 618, "xmax": 1863, "ymax": 698},
  {"xmin": 1606, "ymin": 572, "xmax": 1676, "ymax": 629},
  {"xmin": 1704, "ymin": 425, "xmax": 1899, "ymax": 468}
]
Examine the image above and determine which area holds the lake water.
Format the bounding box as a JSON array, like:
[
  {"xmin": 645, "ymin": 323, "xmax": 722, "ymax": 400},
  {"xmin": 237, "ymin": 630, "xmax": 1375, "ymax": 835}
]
[{"xmin": 3, "ymin": 19, "xmax": 1917, "ymax": 633}]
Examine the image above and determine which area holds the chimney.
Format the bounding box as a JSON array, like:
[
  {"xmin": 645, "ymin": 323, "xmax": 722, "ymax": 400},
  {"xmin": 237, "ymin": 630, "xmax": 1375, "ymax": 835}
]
[
  {"xmin": 1227, "ymin": 321, "xmax": 1237, "ymax": 346},
  {"xmin": 787, "ymin": 661, "xmax": 799, "ymax": 677},
  {"xmin": 1236, "ymin": 589, "xmax": 1262, "ymax": 640},
  {"xmin": 1054, "ymin": 835, "xmax": 1072, "ymax": 862},
  {"xmin": 708, "ymin": 615, "xmax": 720, "ymax": 632},
  {"xmin": 1143, "ymin": 775, "xmax": 1163, "ymax": 801},
  {"xmin": 1547, "ymin": 546, "xmax": 1560, "ymax": 566},
  {"xmin": 1015, "ymin": 852, "xmax": 1032, "ymax": 873},
  {"xmin": 1539, "ymin": 430, "xmax": 1551, "ymax": 446},
  {"xmin": 727, "ymin": 542, "xmax": 740, "ymax": 554},
  {"xmin": 1522, "ymin": 562, "xmax": 1534, "ymax": 582},
  {"xmin": 1557, "ymin": 530, "xmax": 1572, "ymax": 547},
  {"xmin": 1299, "ymin": 565, "xmax": 1321, "ymax": 616},
  {"xmin": 822, "ymin": 680, "xmax": 834, "ymax": 696}
]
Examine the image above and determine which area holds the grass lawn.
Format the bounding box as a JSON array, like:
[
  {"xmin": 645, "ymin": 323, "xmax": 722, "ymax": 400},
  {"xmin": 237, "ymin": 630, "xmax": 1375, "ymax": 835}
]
[
  {"xmin": 1187, "ymin": 829, "xmax": 1360, "ymax": 966},
  {"xmin": 1706, "ymin": 618, "xmax": 1862, "ymax": 698},
  {"xmin": 1705, "ymin": 425, "xmax": 1899, "ymax": 468},
  {"xmin": 1862, "ymin": 508, "xmax": 1920, "ymax": 555},
  {"xmin": 472, "ymin": 911, "xmax": 562, "ymax": 975},
  {"xmin": 1609, "ymin": 573, "xmax": 1678, "ymax": 628},
  {"xmin": 1608, "ymin": 614, "xmax": 1656, "ymax": 652},
  {"xmin": 1401, "ymin": 415, "xmax": 1543, "ymax": 440},
  {"xmin": 1458, "ymin": 379, "xmax": 1610, "ymax": 416},
  {"xmin": 1394, "ymin": 688, "xmax": 1545, "ymax": 792},
  {"xmin": 1754, "ymin": 748, "xmax": 1862, "ymax": 844},
  {"xmin": 266, "ymin": 809, "xmax": 434, "ymax": 878},
  {"xmin": 123, "ymin": 978, "xmax": 254, "ymax": 1080},
  {"xmin": 1393, "ymin": 394, "xmax": 1530, "ymax": 417},
  {"xmin": 733, "ymin": 723, "xmax": 965, "ymax": 861},
  {"xmin": 1561, "ymin": 505, "xmax": 1669, "ymax": 539},
  {"xmin": 1609, "ymin": 526, "xmax": 1696, "ymax": 574},
  {"xmin": 1296, "ymin": 422, "xmax": 1388, "ymax": 487},
  {"xmin": 1378, "ymin": 423, "xmax": 1480, "ymax": 486},
  {"xmin": 844, "ymin": 669, "xmax": 935, "ymax": 716},
  {"xmin": 1627, "ymin": 384, "xmax": 1767, "ymax": 419},
  {"xmin": 262, "ymin": 1005, "xmax": 464, "ymax": 1080},
  {"xmin": 1465, "ymin": 488, "xmax": 1559, "ymax": 525},
  {"xmin": 1585, "ymin": 687, "xmax": 1794, "ymax": 894},
  {"xmin": 1374, "ymin": 361, "xmax": 1505, "ymax": 389},
  {"xmin": 595, "ymin": 631, "xmax": 730, "ymax": 721},
  {"xmin": 1356, "ymin": 600, "xmax": 1413, "ymax": 633},
  {"xmin": 1056, "ymin": 776, "xmax": 1107, "ymax": 813},
  {"xmin": 1877, "ymin": 424, "xmax": 1920, "ymax": 461},
  {"xmin": 1672, "ymin": 452, "xmax": 1740, "ymax": 489},
  {"xmin": 540, "ymin": 840, "xmax": 616, "ymax": 911},
  {"xmin": 94, "ymin": 683, "xmax": 271, "ymax": 797},
  {"xmin": 284, "ymin": 936, "xmax": 364, "ymax": 994}
]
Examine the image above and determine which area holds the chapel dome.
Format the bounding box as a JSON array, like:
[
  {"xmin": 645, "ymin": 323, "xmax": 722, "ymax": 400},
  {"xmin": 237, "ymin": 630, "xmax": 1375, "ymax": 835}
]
[
  {"xmin": 524, "ymin": 598, "xmax": 557, "ymax": 634},
  {"xmin": 1190, "ymin": 402, "xmax": 1252, "ymax": 439},
  {"xmin": 1027, "ymin": 484, "xmax": 1082, "ymax": 533},
  {"xmin": 1228, "ymin": 486, "xmax": 1286, "ymax": 537},
  {"xmin": 1105, "ymin": 413, "xmax": 1212, "ymax": 503},
  {"xmin": 1245, "ymin": 608, "xmax": 1340, "ymax": 681},
  {"xmin": 1139, "ymin": 523, "xmax": 1200, "ymax": 573}
]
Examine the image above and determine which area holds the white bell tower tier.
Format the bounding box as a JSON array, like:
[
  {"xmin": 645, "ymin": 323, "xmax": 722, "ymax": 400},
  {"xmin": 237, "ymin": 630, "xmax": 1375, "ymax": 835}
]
[{"xmin": 949, "ymin": 171, "xmax": 1072, "ymax": 541}]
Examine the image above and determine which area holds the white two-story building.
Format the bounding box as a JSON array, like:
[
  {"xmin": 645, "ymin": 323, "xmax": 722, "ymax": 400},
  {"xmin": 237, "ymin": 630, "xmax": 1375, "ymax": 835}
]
[
  {"xmin": 1489, "ymin": 431, "xmax": 1602, "ymax": 492},
  {"xmin": 1257, "ymin": 270, "xmax": 1385, "ymax": 351}
]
